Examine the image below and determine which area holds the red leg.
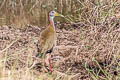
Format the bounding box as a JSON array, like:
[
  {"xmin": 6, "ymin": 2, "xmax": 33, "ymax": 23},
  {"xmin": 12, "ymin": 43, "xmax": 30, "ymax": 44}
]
[
  {"xmin": 49, "ymin": 55, "xmax": 53, "ymax": 72},
  {"xmin": 44, "ymin": 58, "xmax": 46, "ymax": 66},
  {"xmin": 43, "ymin": 56, "xmax": 48, "ymax": 72}
]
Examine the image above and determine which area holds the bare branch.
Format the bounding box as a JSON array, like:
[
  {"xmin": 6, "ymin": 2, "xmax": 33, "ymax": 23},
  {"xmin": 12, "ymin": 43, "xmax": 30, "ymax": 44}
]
[
  {"xmin": 27, "ymin": 0, "xmax": 40, "ymax": 14},
  {"xmin": 0, "ymin": 38, "xmax": 20, "ymax": 53},
  {"xmin": 0, "ymin": 0, "xmax": 7, "ymax": 11}
]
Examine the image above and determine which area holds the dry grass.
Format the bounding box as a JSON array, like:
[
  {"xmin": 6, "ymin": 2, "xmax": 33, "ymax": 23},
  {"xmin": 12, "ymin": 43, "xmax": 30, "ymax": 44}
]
[
  {"xmin": 0, "ymin": 25, "xmax": 75, "ymax": 80},
  {"xmin": 0, "ymin": 0, "xmax": 119, "ymax": 27},
  {"xmin": 0, "ymin": 0, "xmax": 120, "ymax": 80},
  {"xmin": 0, "ymin": 16, "xmax": 120, "ymax": 80}
]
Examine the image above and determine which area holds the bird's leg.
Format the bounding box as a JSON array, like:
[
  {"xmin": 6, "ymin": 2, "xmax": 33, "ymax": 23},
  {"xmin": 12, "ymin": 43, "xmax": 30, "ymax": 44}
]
[
  {"xmin": 43, "ymin": 55, "xmax": 49, "ymax": 72},
  {"xmin": 43, "ymin": 54, "xmax": 53, "ymax": 72},
  {"xmin": 41, "ymin": 52, "xmax": 47, "ymax": 72},
  {"xmin": 43, "ymin": 53, "xmax": 51, "ymax": 72},
  {"xmin": 44, "ymin": 57, "xmax": 46, "ymax": 67},
  {"xmin": 49, "ymin": 54, "xmax": 53, "ymax": 72}
]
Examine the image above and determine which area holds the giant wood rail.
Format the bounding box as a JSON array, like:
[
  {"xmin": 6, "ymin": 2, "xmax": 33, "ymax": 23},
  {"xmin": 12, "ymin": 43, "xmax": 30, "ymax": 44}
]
[{"xmin": 36, "ymin": 10, "xmax": 63, "ymax": 72}]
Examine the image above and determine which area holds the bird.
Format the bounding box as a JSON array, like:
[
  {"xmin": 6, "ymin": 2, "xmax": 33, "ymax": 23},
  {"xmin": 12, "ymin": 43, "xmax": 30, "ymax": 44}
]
[{"xmin": 36, "ymin": 10, "xmax": 63, "ymax": 72}]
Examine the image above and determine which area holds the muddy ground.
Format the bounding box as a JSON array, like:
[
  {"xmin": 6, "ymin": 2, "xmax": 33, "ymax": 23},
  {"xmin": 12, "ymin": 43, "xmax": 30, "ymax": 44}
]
[{"xmin": 0, "ymin": 17, "xmax": 120, "ymax": 80}]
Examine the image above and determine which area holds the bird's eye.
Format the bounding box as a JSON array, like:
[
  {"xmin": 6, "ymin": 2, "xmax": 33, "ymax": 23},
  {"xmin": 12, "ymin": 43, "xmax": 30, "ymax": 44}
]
[{"xmin": 51, "ymin": 11, "xmax": 54, "ymax": 14}]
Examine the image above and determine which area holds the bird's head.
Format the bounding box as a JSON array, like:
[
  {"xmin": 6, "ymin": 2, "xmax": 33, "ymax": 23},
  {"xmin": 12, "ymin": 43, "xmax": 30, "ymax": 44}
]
[{"xmin": 49, "ymin": 10, "xmax": 64, "ymax": 18}]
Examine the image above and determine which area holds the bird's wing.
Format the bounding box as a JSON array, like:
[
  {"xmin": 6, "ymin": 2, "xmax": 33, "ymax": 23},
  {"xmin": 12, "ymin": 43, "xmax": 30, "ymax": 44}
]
[{"xmin": 38, "ymin": 27, "xmax": 56, "ymax": 54}]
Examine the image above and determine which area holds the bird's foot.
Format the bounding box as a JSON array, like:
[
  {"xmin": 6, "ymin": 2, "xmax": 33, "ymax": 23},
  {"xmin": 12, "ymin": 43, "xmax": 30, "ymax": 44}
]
[
  {"xmin": 43, "ymin": 66, "xmax": 53, "ymax": 73},
  {"xmin": 42, "ymin": 66, "xmax": 49, "ymax": 73}
]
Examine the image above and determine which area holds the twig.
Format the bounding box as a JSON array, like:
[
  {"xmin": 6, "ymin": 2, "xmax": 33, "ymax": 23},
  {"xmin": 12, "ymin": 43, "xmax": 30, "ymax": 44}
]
[
  {"xmin": 56, "ymin": 71, "xmax": 68, "ymax": 76},
  {"xmin": 55, "ymin": 45, "xmax": 78, "ymax": 49},
  {"xmin": 0, "ymin": 0, "xmax": 6, "ymax": 11},
  {"xmin": 27, "ymin": 61, "xmax": 37, "ymax": 71},
  {"xmin": 55, "ymin": 70, "xmax": 79, "ymax": 79},
  {"xmin": 75, "ymin": 47, "xmax": 79, "ymax": 55},
  {"xmin": 55, "ymin": 56, "xmax": 71, "ymax": 63},
  {"xmin": 0, "ymin": 38, "xmax": 20, "ymax": 53},
  {"xmin": 27, "ymin": 24, "xmax": 41, "ymax": 31},
  {"xmin": 56, "ymin": 45, "xmax": 79, "ymax": 55},
  {"xmin": 27, "ymin": 0, "xmax": 40, "ymax": 14}
]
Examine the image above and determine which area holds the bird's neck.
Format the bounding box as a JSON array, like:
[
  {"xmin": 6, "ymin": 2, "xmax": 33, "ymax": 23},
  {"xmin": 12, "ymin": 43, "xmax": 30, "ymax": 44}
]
[{"xmin": 49, "ymin": 16, "xmax": 55, "ymax": 30}]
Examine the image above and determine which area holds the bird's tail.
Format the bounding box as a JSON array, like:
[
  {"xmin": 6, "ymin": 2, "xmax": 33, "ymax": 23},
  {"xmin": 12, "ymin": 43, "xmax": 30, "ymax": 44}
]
[
  {"xmin": 36, "ymin": 43, "xmax": 40, "ymax": 57},
  {"xmin": 35, "ymin": 43, "xmax": 45, "ymax": 58}
]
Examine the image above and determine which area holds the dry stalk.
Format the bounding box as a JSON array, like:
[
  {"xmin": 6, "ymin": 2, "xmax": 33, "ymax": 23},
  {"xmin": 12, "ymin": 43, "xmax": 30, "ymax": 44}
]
[
  {"xmin": 56, "ymin": 45, "xmax": 79, "ymax": 55},
  {"xmin": 0, "ymin": 38, "xmax": 20, "ymax": 54},
  {"xmin": 27, "ymin": 0, "xmax": 40, "ymax": 14},
  {"xmin": 0, "ymin": 0, "xmax": 6, "ymax": 11}
]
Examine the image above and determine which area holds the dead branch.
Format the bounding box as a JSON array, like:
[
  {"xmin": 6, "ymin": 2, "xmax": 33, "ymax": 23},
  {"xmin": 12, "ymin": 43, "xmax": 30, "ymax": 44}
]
[
  {"xmin": 0, "ymin": 0, "xmax": 6, "ymax": 11},
  {"xmin": 55, "ymin": 45, "xmax": 78, "ymax": 49},
  {"xmin": 27, "ymin": 0, "xmax": 40, "ymax": 14},
  {"xmin": 0, "ymin": 38, "xmax": 20, "ymax": 53}
]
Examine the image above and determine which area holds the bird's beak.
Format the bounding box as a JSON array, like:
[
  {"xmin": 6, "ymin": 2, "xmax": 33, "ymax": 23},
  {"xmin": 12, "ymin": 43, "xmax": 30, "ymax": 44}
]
[
  {"xmin": 55, "ymin": 12, "xmax": 64, "ymax": 17},
  {"xmin": 55, "ymin": 12, "xmax": 60, "ymax": 16}
]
